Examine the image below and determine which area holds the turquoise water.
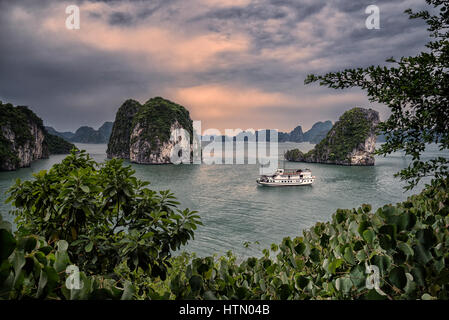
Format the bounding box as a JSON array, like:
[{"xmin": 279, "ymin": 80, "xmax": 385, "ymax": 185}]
[{"xmin": 0, "ymin": 143, "xmax": 446, "ymax": 258}]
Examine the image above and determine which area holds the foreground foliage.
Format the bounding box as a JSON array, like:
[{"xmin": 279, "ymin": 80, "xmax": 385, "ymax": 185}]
[
  {"xmin": 150, "ymin": 178, "xmax": 449, "ymax": 300},
  {"xmin": 7, "ymin": 150, "xmax": 201, "ymax": 279},
  {"xmin": 0, "ymin": 218, "xmax": 133, "ymax": 300},
  {"xmin": 1, "ymin": 152, "xmax": 448, "ymax": 300}
]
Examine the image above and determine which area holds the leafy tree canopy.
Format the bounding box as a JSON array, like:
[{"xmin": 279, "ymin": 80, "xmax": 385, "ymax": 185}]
[
  {"xmin": 305, "ymin": 0, "xmax": 449, "ymax": 190},
  {"xmin": 7, "ymin": 149, "xmax": 202, "ymax": 278}
]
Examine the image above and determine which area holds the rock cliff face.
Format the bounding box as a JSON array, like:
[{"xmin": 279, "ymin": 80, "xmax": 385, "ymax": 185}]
[
  {"xmin": 1, "ymin": 122, "xmax": 48, "ymax": 170},
  {"xmin": 285, "ymin": 108, "xmax": 379, "ymax": 166},
  {"xmin": 129, "ymin": 121, "xmax": 188, "ymax": 164},
  {"xmin": 107, "ymin": 99, "xmax": 142, "ymax": 159},
  {"xmin": 107, "ymin": 97, "xmax": 193, "ymax": 164},
  {"xmin": 0, "ymin": 102, "xmax": 73, "ymax": 171}
]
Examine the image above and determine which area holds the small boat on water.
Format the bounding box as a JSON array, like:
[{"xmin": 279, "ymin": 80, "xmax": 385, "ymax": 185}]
[{"xmin": 256, "ymin": 168, "xmax": 315, "ymax": 186}]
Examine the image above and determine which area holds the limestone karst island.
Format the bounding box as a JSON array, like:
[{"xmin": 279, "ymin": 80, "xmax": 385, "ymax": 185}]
[{"xmin": 0, "ymin": 0, "xmax": 447, "ymax": 309}]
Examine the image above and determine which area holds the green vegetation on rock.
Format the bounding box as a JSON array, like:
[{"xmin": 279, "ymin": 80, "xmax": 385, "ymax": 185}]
[
  {"xmin": 284, "ymin": 148, "xmax": 305, "ymax": 163},
  {"xmin": 107, "ymin": 99, "xmax": 142, "ymax": 158},
  {"xmin": 44, "ymin": 130, "xmax": 75, "ymax": 154},
  {"xmin": 285, "ymin": 108, "xmax": 379, "ymax": 165},
  {"xmin": 1, "ymin": 101, "xmax": 74, "ymax": 170},
  {"xmin": 0, "ymin": 102, "xmax": 48, "ymax": 170},
  {"xmin": 313, "ymin": 108, "xmax": 374, "ymax": 161},
  {"xmin": 107, "ymin": 97, "xmax": 193, "ymax": 163},
  {"xmin": 131, "ymin": 97, "xmax": 193, "ymax": 152},
  {"xmin": 0, "ymin": 102, "xmax": 41, "ymax": 167},
  {"xmin": 0, "ymin": 102, "xmax": 44, "ymax": 145}
]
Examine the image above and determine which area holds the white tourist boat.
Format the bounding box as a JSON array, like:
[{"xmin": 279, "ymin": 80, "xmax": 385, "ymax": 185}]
[{"xmin": 256, "ymin": 168, "xmax": 315, "ymax": 186}]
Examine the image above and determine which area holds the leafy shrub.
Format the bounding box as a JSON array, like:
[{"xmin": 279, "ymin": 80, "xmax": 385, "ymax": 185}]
[
  {"xmin": 0, "ymin": 215, "xmax": 134, "ymax": 300},
  {"xmin": 160, "ymin": 178, "xmax": 449, "ymax": 300},
  {"xmin": 7, "ymin": 149, "xmax": 202, "ymax": 279}
]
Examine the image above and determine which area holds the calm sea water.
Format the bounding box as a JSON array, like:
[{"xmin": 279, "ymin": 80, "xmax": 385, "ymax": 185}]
[{"xmin": 0, "ymin": 143, "xmax": 446, "ymax": 258}]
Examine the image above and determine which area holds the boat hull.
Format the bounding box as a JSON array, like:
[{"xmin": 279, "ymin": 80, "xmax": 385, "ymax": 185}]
[{"xmin": 256, "ymin": 179, "xmax": 314, "ymax": 186}]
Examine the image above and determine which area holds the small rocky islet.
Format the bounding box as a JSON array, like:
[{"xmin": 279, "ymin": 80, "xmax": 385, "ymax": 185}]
[{"xmin": 284, "ymin": 107, "xmax": 380, "ymax": 166}]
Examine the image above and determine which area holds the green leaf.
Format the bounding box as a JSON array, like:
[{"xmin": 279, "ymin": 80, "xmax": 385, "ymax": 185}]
[
  {"xmin": 309, "ymin": 248, "xmax": 321, "ymax": 263},
  {"xmin": 362, "ymin": 229, "xmax": 375, "ymax": 245},
  {"xmin": 54, "ymin": 250, "xmax": 70, "ymax": 273},
  {"xmin": 189, "ymin": 275, "xmax": 203, "ymax": 292},
  {"xmin": 57, "ymin": 240, "xmax": 69, "ymax": 252},
  {"xmin": 85, "ymin": 241, "xmax": 94, "ymax": 253},
  {"xmin": 294, "ymin": 242, "xmax": 306, "ymax": 255},
  {"xmin": 203, "ymin": 290, "xmax": 217, "ymax": 300},
  {"xmin": 336, "ymin": 277, "xmax": 353, "ymax": 294},
  {"xmin": 343, "ymin": 247, "xmax": 356, "ymax": 265},
  {"xmin": 389, "ymin": 267, "xmax": 407, "ymax": 289},
  {"xmin": 416, "ymin": 228, "xmax": 436, "ymax": 250},
  {"xmin": 349, "ymin": 265, "xmax": 365, "ymax": 288},
  {"xmin": 327, "ymin": 258, "xmax": 343, "ymax": 275},
  {"xmin": 0, "ymin": 229, "xmax": 16, "ymax": 262},
  {"xmin": 12, "ymin": 251, "xmax": 25, "ymax": 278},
  {"xmin": 295, "ymin": 274, "xmax": 309, "ymax": 289},
  {"xmin": 398, "ymin": 242, "xmax": 414, "ymax": 257},
  {"xmin": 363, "ymin": 289, "xmax": 388, "ymax": 300},
  {"xmin": 121, "ymin": 281, "xmax": 135, "ymax": 300},
  {"xmin": 36, "ymin": 269, "xmax": 48, "ymax": 298},
  {"xmin": 421, "ymin": 293, "xmax": 436, "ymax": 300},
  {"xmin": 413, "ymin": 243, "xmax": 432, "ymax": 265}
]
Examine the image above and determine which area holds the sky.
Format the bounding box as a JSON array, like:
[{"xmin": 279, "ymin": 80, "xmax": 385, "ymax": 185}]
[{"xmin": 0, "ymin": 0, "xmax": 430, "ymax": 133}]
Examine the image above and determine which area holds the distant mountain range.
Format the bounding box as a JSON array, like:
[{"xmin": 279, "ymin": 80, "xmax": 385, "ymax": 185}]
[
  {"xmin": 279, "ymin": 121, "xmax": 333, "ymax": 143},
  {"xmin": 47, "ymin": 119, "xmax": 388, "ymax": 146},
  {"xmin": 46, "ymin": 122, "xmax": 113, "ymax": 144},
  {"xmin": 203, "ymin": 120, "xmax": 334, "ymax": 143}
]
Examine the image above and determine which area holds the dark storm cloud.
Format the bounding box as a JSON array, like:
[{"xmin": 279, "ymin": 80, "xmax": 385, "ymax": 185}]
[
  {"xmin": 0, "ymin": 0, "xmax": 433, "ymax": 132},
  {"xmin": 94, "ymin": 0, "xmax": 179, "ymax": 26}
]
